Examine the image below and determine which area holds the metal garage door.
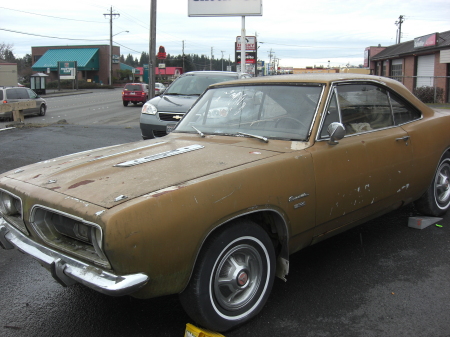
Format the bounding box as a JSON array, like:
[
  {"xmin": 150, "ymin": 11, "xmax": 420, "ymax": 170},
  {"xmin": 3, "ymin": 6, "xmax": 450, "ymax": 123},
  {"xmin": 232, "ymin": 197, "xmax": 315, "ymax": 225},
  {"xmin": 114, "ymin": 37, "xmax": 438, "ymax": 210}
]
[{"xmin": 416, "ymin": 54, "xmax": 435, "ymax": 88}]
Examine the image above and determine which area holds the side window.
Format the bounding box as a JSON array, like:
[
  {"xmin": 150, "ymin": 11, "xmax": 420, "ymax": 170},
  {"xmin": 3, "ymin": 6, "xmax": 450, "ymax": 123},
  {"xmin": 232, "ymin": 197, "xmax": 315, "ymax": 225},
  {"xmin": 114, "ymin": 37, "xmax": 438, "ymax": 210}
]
[
  {"xmin": 336, "ymin": 84, "xmax": 393, "ymax": 135},
  {"xmin": 6, "ymin": 89, "xmax": 19, "ymax": 99},
  {"xmin": 389, "ymin": 93, "xmax": 421, "ymax": 125},
  {"xmin": 320, "ymin": 92, "xmax": 340, "ymax": 138},
  {"xmin": 17, "ymin": 88, "xmax": 29, "ymax": 99}
]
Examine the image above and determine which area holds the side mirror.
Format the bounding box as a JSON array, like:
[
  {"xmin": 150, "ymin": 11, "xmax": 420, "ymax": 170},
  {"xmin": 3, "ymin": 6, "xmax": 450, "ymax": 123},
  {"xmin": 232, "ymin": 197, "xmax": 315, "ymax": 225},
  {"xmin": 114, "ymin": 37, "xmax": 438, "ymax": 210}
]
[
  {"xmin": 327, "ymin": 122, "xmax": 345, "ymax": 145},
  {"xmin": 166, "ymin": 122, "xmax": 178, "ymax": 134}
]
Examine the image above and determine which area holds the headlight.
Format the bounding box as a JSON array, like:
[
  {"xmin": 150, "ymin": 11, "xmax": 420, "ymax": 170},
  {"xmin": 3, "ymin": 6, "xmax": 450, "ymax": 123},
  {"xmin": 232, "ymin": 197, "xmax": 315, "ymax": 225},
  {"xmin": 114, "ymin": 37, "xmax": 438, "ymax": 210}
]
[
  {"xmin": 30, "ymin": 206, "xmax": 110, "ymax": 268},
  {"xmin": 141, "ymin": 102, "xmax": 157, "ymax": 115},
  {"xmin": 0, "ymin": 190, "xmax": 22, "ymax": 217}
]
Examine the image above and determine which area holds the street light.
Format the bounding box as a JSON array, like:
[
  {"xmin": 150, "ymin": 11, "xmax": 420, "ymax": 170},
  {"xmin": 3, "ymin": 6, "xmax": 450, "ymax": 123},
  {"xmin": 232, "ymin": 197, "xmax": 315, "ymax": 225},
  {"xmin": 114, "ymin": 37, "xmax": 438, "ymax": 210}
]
[{"xmin": 110, "ymin": 30, "xmax": 129, "ymax": 86}]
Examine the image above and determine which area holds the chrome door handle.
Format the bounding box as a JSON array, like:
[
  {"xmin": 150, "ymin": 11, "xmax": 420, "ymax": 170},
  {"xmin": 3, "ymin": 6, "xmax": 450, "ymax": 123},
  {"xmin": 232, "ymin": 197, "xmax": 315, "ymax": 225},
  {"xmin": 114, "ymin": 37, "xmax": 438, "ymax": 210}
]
[{"xmin": 396, "ymin": 136, "xmax": 410, "ymax": 145}]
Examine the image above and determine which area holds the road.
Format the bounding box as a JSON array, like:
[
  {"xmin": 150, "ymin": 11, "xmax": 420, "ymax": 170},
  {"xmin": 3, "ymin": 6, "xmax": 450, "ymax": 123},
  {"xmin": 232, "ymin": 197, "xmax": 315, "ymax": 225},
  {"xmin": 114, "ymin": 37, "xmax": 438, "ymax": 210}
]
[
  {"xmin": 0, "ymin": 89, "xmax": 142, "ymax": 129},
  {"xmin": 0, "ymin": 92, "xmax": 449, "ymax": 336}
]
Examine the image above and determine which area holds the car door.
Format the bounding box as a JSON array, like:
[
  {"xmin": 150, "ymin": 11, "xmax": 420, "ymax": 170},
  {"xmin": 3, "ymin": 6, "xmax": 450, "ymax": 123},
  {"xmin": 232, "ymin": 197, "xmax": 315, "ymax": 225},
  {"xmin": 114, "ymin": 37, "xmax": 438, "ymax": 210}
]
[
  {"xmin": 25, "ymin": 88, "xmax": 40, "ymax": 114},
  {"xmin": 307, "ymin": 82, "xmax": 413, "ymax": 239}
]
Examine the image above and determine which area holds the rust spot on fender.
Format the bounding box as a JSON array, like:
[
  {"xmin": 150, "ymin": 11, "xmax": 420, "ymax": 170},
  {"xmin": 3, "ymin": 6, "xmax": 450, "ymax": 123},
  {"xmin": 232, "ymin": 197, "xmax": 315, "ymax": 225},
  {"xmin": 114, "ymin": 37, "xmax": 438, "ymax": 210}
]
[{"xmin": 68, "ymin": 180, "xmax": 95, "ymax": 189}]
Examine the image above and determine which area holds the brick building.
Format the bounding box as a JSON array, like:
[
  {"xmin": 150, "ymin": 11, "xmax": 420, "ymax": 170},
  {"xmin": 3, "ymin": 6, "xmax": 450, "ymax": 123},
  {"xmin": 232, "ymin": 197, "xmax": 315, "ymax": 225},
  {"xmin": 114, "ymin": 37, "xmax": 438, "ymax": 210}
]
[
  {"xmin": 31, "ymin": 45, "xmax": 120, "ymax": 85},
  {"xmin": 365, "ymin": 30, "xmax": 450, "ymax": 102}
]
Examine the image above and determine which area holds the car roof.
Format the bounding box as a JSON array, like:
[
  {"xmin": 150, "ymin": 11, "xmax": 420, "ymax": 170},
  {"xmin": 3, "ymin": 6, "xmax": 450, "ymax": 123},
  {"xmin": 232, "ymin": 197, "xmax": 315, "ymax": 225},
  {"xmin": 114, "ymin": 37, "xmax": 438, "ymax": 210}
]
[
  {"xmin": 181, "ymin": 71, "xmax": 241, "ymax": 77},
  {"xmin": 210, "ymin": 73, "xmax": 413, "ymax": 91}
]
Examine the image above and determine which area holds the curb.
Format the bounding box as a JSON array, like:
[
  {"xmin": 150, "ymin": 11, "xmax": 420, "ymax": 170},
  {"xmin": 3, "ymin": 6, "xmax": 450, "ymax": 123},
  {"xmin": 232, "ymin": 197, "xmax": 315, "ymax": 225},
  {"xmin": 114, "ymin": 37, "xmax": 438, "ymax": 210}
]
[{"xmin": 41, "ymin": 91, "xmax": 94, "ymax": 98}]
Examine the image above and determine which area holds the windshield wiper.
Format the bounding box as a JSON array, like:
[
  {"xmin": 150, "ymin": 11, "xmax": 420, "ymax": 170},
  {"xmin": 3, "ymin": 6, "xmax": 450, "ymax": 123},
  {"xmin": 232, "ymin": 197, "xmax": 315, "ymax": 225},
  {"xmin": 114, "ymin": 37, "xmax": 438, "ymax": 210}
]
[
  {"xmin": 237, "ymin": 132, "xmax": 269, "ymax": 143},
  {"xmin": 191, "ymin": 126, "xmax": 205, "ymax": 138}
]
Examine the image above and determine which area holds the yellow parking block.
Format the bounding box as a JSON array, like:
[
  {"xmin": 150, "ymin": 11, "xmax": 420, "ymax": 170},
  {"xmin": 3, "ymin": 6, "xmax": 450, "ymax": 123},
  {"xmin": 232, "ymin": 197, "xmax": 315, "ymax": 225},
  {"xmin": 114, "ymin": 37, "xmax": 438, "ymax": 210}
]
[{"xmin": 184, "ymin": 323, "xmax": 225, "ymax": 337}]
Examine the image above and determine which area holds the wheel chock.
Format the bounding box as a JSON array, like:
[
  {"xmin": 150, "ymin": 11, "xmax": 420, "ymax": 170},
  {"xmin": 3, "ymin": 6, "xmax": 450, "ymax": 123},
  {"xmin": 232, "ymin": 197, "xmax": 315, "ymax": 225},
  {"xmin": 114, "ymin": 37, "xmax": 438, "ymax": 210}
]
[
  {"xmin": 184, "ymin": 323, "xmax": 225, "ymax": 337},
  {"xmin": 408, "ymin": 216, "xmax": 443, "ymax": 230}
]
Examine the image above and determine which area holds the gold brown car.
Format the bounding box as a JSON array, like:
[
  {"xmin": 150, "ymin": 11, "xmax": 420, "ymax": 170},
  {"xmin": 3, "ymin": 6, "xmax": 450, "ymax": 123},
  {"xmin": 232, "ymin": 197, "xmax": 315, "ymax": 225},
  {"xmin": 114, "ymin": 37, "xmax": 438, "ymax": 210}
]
[{"xmin": 1, "ymin": 74, "xmax": 449, "ymax": 332}]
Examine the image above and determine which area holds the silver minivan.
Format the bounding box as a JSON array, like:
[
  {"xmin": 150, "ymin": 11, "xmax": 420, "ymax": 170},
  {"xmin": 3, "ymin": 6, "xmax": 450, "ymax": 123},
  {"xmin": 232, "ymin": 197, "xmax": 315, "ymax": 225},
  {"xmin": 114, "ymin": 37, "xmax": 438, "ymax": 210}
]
[{"xmin": 0, "ymin": 87, "xmax": 47, "ymax": 120}]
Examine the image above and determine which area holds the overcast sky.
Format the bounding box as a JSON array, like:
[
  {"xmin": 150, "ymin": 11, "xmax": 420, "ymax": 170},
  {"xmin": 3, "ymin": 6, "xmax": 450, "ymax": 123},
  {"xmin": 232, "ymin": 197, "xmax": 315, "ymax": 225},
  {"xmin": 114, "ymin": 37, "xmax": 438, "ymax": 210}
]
[{"xmin": 1, "ymin": 0, "xmax": 449, "ymax": 68}]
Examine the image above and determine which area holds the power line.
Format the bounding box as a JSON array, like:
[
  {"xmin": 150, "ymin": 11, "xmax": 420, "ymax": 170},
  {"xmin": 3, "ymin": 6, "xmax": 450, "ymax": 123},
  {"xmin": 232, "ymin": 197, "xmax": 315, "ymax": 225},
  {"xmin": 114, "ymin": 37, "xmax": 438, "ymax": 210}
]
[
  {"xmin": 0, "ymin": 28, "xmax": 108, "ymax": 41},
  {"xmin": 0, "ymin": 6, "xmax": 106, "ymax": 23}
]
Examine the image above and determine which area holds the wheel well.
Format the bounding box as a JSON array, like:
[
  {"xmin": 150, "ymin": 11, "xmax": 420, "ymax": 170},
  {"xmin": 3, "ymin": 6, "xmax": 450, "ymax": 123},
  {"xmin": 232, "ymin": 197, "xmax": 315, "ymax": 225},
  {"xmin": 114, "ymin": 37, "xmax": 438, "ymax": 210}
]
[{"xmin": 216, "ymin": 210, "xmax": 290, "ymax": 281}]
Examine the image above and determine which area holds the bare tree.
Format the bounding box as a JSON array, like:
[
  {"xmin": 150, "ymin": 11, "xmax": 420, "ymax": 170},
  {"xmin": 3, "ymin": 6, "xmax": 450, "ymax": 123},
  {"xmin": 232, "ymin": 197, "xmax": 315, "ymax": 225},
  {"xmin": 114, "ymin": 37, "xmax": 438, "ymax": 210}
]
[{"xmin": 0, "ymin": 42, "xmax": 15, "ymax": 62}]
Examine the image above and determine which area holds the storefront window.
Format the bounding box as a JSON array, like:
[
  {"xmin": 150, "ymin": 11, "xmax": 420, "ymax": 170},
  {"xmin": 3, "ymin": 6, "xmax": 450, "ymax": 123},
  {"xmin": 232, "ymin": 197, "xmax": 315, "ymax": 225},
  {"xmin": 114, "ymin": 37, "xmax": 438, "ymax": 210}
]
[{"xmin": 391, "ymin": 64, "xmax": 403, "ymax": 82}]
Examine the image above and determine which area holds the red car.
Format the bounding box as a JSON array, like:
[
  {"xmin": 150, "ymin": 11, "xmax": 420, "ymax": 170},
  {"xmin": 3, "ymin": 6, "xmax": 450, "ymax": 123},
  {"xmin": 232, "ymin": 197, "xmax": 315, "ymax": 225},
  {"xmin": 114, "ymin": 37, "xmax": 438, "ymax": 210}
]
[{"xmin": 122, "ymin": 83, "xmax": 149, "ymax": 107}]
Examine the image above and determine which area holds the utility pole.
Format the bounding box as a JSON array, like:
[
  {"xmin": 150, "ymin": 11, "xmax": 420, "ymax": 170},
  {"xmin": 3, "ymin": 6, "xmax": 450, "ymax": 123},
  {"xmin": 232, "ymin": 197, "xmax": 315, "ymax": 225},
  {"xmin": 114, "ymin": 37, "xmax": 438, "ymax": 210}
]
[
  {"xmin": 182, "ymin": 40, "xmax": 185, "ymax": 73},
  {"xmin": 395, "ymin": 15, "xmax": 405, "ymax": 44},
  {"xmin": 149, "ymin": 0, "xmax": 156, "ymax": 99},
  {"xmin": 210, "ymin": 47, "xmax": 214, "ymax": 70},
  {"xmin": 221, "ymin": 50, "xmax": 225, "ymax": 71},
  {"xmin": 104, "ymin": 7, "xmax": 120, "ymax": 86},
  {"xmin": 268, "ymin": 49, "xmax": 274, "ymax": 75}
]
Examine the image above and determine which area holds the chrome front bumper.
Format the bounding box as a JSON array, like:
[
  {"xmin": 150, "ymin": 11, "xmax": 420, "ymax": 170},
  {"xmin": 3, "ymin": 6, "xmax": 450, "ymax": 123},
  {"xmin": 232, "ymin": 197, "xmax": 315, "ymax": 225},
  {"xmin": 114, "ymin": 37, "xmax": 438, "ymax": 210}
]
[{"xmin": 0, "ymin": 218, "xmax": 149, "ymax": 296}]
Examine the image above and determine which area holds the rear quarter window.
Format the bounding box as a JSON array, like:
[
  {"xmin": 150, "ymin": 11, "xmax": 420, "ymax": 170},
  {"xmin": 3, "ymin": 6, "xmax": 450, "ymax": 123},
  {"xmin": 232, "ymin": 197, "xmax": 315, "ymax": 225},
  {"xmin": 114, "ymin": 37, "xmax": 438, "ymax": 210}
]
[{"xmin": 6, "ymin": 88, "xmax": 19, "ymax": 99}]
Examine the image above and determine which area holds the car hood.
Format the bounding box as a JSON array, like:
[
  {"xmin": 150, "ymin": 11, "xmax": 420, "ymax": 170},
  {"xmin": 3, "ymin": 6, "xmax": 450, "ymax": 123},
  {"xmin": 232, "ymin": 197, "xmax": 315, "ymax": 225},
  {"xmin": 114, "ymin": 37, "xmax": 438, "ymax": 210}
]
[
  {"xmin": 4, "ymin": 136, "xmax": 284, "ymax": 208},
  {"xmin": 150, "ymin": 94, "xmax": 199, "ymax": 113}
]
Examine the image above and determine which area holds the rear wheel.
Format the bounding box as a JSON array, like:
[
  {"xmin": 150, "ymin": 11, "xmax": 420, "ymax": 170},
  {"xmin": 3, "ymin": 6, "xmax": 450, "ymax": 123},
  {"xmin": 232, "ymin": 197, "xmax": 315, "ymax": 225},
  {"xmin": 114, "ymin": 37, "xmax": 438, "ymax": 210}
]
[
  {"xmin": 415, "ymin": 152, "xmax": 450, "ymax": 216},
  {"xmin": 123, "ymin": 101, "xmax": 129, "ymax": 107},
  {"xmin": 179, "ymin": 220, "xmax": 275, "ymax": 332}
]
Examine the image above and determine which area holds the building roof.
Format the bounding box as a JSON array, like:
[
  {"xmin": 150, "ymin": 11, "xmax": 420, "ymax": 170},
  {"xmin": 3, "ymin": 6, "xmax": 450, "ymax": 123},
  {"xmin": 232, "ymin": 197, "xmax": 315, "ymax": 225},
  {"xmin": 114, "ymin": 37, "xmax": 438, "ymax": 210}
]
[
  {"xmin": 32, "ymin": 48, "xmax": 99, "ymax": 71},
  {"xmin": 371, "ymin": 30, "xmax": 450, "ymax": 61},
  {"xmin": 120, "ymin": 63, "xmax": 139, "ymax": 73}
]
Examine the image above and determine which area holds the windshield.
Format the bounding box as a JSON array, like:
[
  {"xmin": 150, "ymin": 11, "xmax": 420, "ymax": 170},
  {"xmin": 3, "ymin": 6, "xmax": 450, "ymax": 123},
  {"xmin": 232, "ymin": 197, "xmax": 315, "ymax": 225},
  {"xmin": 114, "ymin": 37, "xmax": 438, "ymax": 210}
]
[
  {"xmin": 174, "ymin": 84, "xmax": 323, "ymax": 141},
  {"xmin": 165, "ymin": 74, "xmax": 238, "ymax": 95}
]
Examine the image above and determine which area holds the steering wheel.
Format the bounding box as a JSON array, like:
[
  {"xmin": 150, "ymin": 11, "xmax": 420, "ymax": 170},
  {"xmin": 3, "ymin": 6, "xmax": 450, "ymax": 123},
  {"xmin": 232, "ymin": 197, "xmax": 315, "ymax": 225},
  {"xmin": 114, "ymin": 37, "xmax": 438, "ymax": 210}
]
[{"xmin": 274, "ymin": 116, "xmax": 307, "ymax": 129}]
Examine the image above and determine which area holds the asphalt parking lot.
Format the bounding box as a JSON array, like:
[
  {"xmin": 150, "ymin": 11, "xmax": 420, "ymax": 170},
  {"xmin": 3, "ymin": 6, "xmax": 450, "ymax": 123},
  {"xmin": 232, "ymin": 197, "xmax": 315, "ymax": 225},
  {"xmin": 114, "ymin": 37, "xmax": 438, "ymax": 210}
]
[{"xmin": 1, "ymin": 124, "xmax": 449, "ymax": 337}]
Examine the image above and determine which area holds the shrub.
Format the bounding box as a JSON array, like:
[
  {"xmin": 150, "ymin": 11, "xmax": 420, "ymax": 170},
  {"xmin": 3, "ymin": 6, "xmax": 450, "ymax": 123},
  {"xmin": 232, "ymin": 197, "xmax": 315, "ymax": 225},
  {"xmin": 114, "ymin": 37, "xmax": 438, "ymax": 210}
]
[{"xmin": 413, "ymin": 86, "xmax": 444, "ymax": 103}]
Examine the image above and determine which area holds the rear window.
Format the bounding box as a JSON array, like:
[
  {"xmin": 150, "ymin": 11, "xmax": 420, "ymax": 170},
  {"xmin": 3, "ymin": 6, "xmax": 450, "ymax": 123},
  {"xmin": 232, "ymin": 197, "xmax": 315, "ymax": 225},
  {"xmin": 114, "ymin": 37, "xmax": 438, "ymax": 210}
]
[
  {"xmin": 166, "ymin": 74, "xmax": 239, "ymax": 95},
  {"xmin": 124, "ymin": 84, "xmax": 144, "ymax": 91},
  {"xmin": 0, "ymin": 91, "xmax": 3, "ymax": 100}
]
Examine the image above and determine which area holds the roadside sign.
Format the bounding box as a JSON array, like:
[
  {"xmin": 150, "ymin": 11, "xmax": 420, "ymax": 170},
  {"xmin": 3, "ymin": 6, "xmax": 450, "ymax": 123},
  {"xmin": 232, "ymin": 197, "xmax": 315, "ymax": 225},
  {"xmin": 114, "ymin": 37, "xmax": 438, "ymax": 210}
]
[
  {"xmin": 59, "ymin": 61, "xmax": 76, "ymax": 80},
  {"xmin": 188, "ymin": 0, "xmax": 262, "ymax": 17}
]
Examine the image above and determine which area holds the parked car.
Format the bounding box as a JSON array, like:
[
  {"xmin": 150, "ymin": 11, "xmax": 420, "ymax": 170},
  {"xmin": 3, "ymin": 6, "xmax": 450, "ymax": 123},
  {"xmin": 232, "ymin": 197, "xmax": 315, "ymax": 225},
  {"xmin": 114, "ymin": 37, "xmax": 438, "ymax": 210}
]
[
  {"xmin": 155, "ymin": 82, "xmax": 166, "ymax": 96},
  {"xmin": 2, "ymin": 74, "xmax": 450, "ymax": 332},
  {"xmin": 122, "ymin": 83, "xmax": 149, "ymax": 107},
  {"xmin": 140, "ymin": 71, "xmax": 252, "ymax": 139},
  {"xmin": 0, "ymin": 86, "xmax": 47, "ymax": 120}
]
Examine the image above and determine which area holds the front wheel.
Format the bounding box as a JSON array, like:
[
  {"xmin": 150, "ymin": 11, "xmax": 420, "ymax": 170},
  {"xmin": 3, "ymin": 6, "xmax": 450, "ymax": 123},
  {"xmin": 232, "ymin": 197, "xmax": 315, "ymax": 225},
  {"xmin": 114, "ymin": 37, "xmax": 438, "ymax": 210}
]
[
  {"xmin": 179, "ymin": 220, "xmax": 275, "ymax": 332},
  {"xmin": 415, "ymin": 152, "xmax": 450, "ymax": 216},
  {"xmin": 39, "ymin": 104, "xmax": 46, "ymax": 116}
]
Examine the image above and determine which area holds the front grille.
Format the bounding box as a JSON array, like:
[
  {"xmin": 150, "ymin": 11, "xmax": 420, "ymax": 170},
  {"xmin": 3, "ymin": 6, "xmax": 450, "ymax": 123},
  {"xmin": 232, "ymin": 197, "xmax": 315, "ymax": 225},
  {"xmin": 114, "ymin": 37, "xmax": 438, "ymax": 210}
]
[
  {"xmin": 153, "ymin": 130, "xmax": 167, "ymax": 137},
  {"xmin": 159, "ymin": 112, "xmax": 184, "ymax": 122},
  {"xmin": 2, "ymin": 214, "xmax": 29, "ymax": 235},
  {"xmin": 0, "ymin": 189, "xmax": 28, "ymax": 235}
]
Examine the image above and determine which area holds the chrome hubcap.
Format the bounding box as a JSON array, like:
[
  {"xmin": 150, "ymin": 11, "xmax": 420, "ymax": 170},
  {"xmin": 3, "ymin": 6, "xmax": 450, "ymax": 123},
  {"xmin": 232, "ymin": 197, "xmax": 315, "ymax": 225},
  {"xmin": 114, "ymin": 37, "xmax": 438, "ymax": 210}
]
[
  {"xmin": 213, "ymin": 243, "xmax": 263, "ymax": 311},
  {"xmin": 435, "ymin": 161, "xmax": 450, "ymax": 208}
]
